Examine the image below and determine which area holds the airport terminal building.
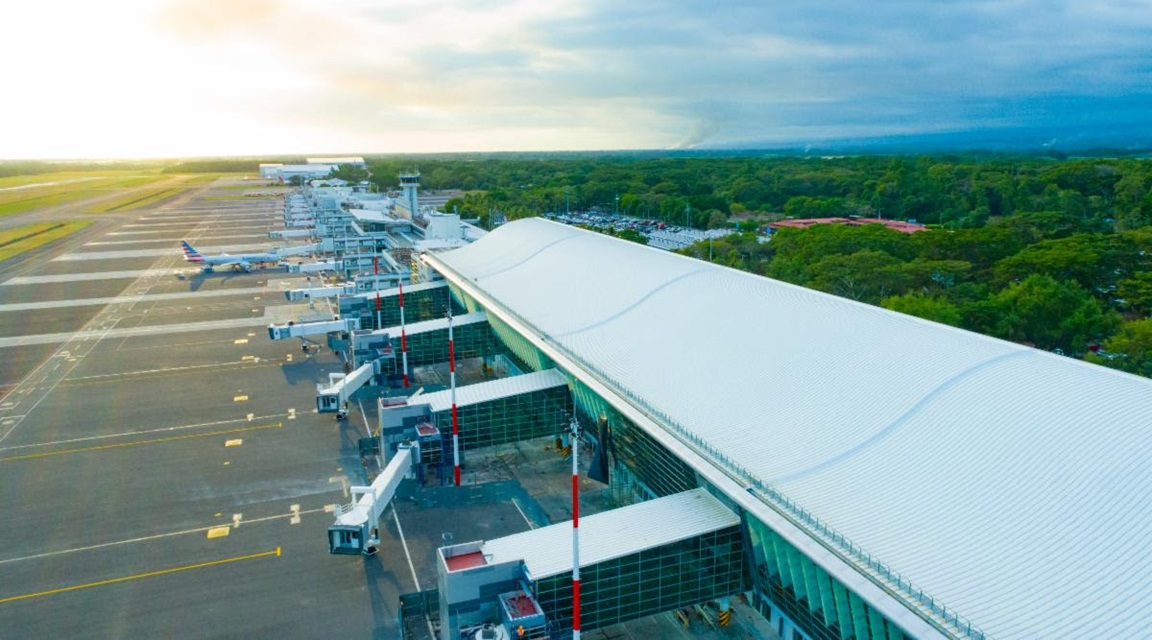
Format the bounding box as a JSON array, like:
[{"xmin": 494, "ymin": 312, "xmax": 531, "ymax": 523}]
[{"xmin": 404, "ymin": 218, "xmax": 1152, "ymax": 639}]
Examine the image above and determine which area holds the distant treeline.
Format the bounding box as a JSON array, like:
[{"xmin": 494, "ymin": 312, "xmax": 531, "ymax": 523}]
[
  {"xmin": 161, "ymin": 159, "xmax": 296, "ymax": 173},
  {"xmin": 0, "ymin": 160, "xmax": 160, "ymax": 177},
  {"xmin": 363, "ymin": 154, "xmax": 1152, "ymax": 232}
]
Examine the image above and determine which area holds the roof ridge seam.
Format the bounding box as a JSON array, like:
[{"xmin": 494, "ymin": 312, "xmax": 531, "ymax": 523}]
[{"xmin": 554, "ymin": 267, "xmax": 714, "ymax": 339}]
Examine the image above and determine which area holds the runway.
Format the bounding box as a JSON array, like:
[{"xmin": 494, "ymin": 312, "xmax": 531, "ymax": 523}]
[{"xmin": 0, "ymin": 176, "xmax": 415, "ymax": 638}]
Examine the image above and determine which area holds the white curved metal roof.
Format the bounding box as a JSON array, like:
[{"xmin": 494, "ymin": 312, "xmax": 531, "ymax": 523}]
[{"xmin": 434, "ymin": 218, "xmax": 1152, "ymax": 639}]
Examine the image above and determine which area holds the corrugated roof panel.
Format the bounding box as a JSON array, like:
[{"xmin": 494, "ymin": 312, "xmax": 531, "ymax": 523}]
[
  {"xmin": 413, "ymin": 369, "xmax": 568, "ymax": 413},
  {"xmin": 481, "ymin": 488, "xmax": 739, "ymax": 580},
  {"xmin": 435, "ymin": 218, "xmax": 1152, "ymax": 639}
]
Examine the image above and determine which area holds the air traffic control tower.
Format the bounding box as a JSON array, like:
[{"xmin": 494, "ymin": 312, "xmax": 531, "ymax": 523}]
[{"xmin": 399, "ymin": 171, "xmax": 420, "ymax": 220}]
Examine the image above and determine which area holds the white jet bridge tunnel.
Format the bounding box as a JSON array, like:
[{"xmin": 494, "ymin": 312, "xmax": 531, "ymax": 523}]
[{"xmin": 329, "ymin": 444, "xmax": 415, "ymax": 555}]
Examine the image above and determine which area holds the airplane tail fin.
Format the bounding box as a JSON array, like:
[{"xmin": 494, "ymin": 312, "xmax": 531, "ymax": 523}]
[{"xmin": 181, "ymin": 241, "xmax": 204, "ymax": 263}]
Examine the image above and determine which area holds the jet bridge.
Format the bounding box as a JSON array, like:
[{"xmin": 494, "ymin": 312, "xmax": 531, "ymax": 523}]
[
  {"xmin": 267, "ymin": 317, "xmax": 359, "ymax": 341},
  {"xmin": 284, "ymin": 283, "xmax": 355, "ymax": 301},
  {"xmin": 287, "ymin": 259, "xmax": 339, "ymax": 274},
  {"xmin": 328, "ymin": 444, "xmax": 416, "ymax": 555},
  {"xmin": 273, "ymin": 242, "xmax": 320, "ymax": 257},
  {"xmin": 316, "ymin": 357, "xmax": 383, "ymax": 412},
  {"xmin": 268, "ymin": 229, "xmax": 313, "ymax": 240}
]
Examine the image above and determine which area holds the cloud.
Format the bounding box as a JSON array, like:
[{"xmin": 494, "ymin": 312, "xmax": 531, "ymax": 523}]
[{"xmin": 135, "ymin": 0, "xmax": 1152, "ymax": 151}]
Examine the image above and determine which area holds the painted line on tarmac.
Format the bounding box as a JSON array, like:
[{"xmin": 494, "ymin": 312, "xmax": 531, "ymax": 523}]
[
  {"xmin": 0, "ymin": 422, "xmax": 283, "ymax": 462},
  {"xmin": 62, "ymin": 360, "xmax": 277, "ymax": 385},
  {"xmin": 0, "ymin": 547, "xmax": 282, "ymax": 604},
  {"xmin": 0, "ymin": 287, "xmax": 269, "ymax": 312},
  {"xmin": 392, "ymin": 509, "xmax": 421, "ymax": 591},
  {"xmin": 2, "ymin": 270, "xmax": 173, "ymax": 285},
  {"xmin": 84, "ymin": 234, "xmax": 268, "ymax": 246},
  {"xmin": 358, "ymin": 399, "xmax": 372, "ymax": 438},
  {"xmin": 53, "ymin": 245, "xmax": 272, "ymax": 261},
  {"xmin": 122, "ymin": 217, "xmax": 271, "ymax": 227},
  {"xmin": 0, "ymin": 508, "xmax": 326, "ymax": 567},
  {"xmin": 106, "ymin": 225, "xmax": 271, "ymax": 236},
  {"xmin": 0, "ymin": 316, "xmax": 272, "ymax": 347},
  {"xmin": 0, "ymin": 414, "xmax": 288, "ymax": 452}
]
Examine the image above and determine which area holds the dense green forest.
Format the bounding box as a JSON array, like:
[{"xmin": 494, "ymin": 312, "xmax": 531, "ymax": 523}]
[
  {"xmin": 5, "ymin": 152, "xmax": 1151, "ymax": 374},
  {"xmin": 361, "ymin": 154, "xmax": 1152, "ymax": 376}
]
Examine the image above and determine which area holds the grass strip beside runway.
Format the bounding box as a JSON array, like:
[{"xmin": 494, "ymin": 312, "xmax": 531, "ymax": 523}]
[{"xmin": 0, "ymin": 220, "xmax": 93, "ymax": 262}]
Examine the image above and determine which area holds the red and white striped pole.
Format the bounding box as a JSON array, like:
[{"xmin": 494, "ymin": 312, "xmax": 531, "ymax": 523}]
[
  {"xmin": 570, "ymin": 416, "xmax": 581, "ymax": 639},
  {"xmin": 399, "ymin": 282, "xmax": 409, "ymax": 388},
  {"xmin": 375, "ymin": 291, "xmax": 381, "ymax": 333},
  {"xmin": 449, "ymin": 305, "xmax": 460, "ymax": 486}
]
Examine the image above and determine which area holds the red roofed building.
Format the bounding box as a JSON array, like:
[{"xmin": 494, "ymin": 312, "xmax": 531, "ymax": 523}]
[{"xmin": 768, "ymin": 217, "xmax": 928, "ymax": 233}]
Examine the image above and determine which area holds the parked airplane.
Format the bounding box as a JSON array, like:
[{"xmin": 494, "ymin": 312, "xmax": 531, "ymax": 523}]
[{"xmin": 180, "ymin": 241, "xmax": 282, "ymax": 272}]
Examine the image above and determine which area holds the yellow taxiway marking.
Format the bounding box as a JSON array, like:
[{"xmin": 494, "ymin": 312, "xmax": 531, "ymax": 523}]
[
  {"xmin": 225, "ymin": 439, "xmax": 242, "ymax": 447},
  {"xmin": 233, "ymin": 338, "xmax": 248, "ymax": 345},
  {"xmin": 233, "ymin": 395, "xmax": 248, "ymax": 402},
  {"xmin": 207, "ymin": 526, "xmax": 230, "ymax": 539},
  {"xmin": 0, "ymin": 547, "xmax": 281, "ymax": 605},
  {"xmin": 0, "ymin": 423, "xmax": 283, "ymax": 463}
]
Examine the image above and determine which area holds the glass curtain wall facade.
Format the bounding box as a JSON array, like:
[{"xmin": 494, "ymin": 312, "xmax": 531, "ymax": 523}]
[
  {"xmin": 748, "ymin": 520, "xmax": 909, "ymax": 640},
  {"xmin": 397, "ymin": 321, "xmax": 500, "ymax": 368},
  {"xmin": 430, "ymin": 385, "xmax": 573, "ymax": 451},
  {"xmin": 532, "ymin": 526, "xmax": 747, "ymax": 636},
  {"xmin": 346, "ymin": 286, "xmax": 456, "ymax": 331}
]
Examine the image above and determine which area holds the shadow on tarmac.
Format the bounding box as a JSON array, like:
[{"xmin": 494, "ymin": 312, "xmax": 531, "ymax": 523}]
[
  {"xmin": 364, "ymin": 555, "xmax": 406, "ymax": 640},
  {"xmin": 279, "ymin": 358, "xmax": 329, "ymax": 387},
  {"xmin": 186, "ymin": 269, "xmax": 242, "ymax": 291}
]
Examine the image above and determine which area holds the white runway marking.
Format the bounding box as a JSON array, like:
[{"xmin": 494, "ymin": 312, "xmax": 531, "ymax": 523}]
[
  {"xmin": 107, "ymin": 225, "xmax": 272, "ymax": 236},
  {"xmin": 0, "ymin": 316, "xmax": 272, "ymax": 348},
  {"xmin": 393, "ymin": 509, "xmax": 422, "ymax": 591},
  {"xmin": 0, "ymin": 413, "xmax": 286, "ymax": 452},
  {"xmin": 84, "ymin": 235, "xmax": 267, "ymax": 246},
  {"xmin": 0, "ymin": 507, "xmax": 327, "ymax": 566},
  {"xmin": 2, "ymin": 270, "xmax": 172, "ymax": 285},
  {"xmin": 53, "ymin": 245, "xmax": 272, "ymax": 261},
  {"xmin": 0, "ymin": 288, "xmax": 270, "ymax": 313},
  {"xmin": 121, "ymin": 217, "xmax": 272, "ymax": 227}
]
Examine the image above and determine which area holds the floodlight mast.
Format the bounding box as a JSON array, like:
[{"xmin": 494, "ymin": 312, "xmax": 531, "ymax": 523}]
[
  {"xmin": 449, "ymin": 304, "xmax": 460, "ymax": 486},
  {"xmin": 571, "ymin": 415, "xmax": 581, "ymax": 640},
  {"xmin": 399, "ymin": 282, "xmax": 409, "ymax": 388}
]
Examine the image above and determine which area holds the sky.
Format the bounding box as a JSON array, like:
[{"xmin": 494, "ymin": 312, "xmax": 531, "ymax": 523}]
[{"xmin": 1, "ymin": 0, "xmax": 1150, "ymax": 159}]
